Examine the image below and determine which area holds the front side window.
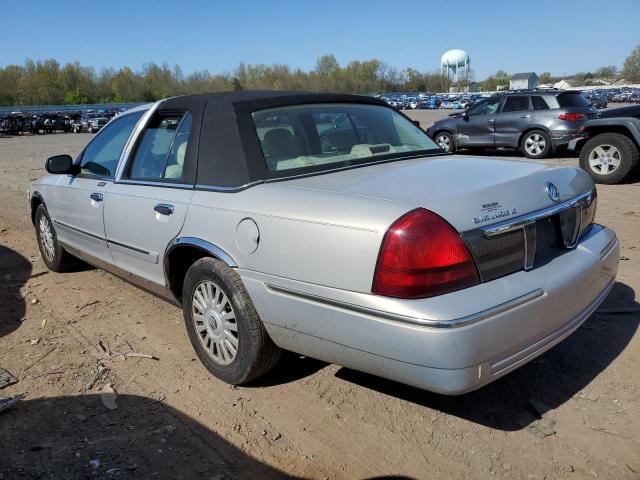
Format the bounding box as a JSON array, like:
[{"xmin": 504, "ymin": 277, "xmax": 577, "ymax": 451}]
[
  {"xmin": 252, "ymin": 103, "xmax": 439, "ymax": 172},
  {"xmin": 468, "ymin": 97, "xmax": 501, "ymax": 116},
  {"xmin": 502, "ymin": 96, "xmax": 530, "ymax": 113},
  {"xmin": 126, "ymin": 112, "xmax": 193, "ymax": 182},
  {"xmin": 79, "ymin": 111, "xmax": 143, "ymax": 177}
]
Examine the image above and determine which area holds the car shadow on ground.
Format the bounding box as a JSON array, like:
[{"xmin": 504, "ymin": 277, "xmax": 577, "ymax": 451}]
[
  {"xmin": 246, "ymin": 351, "xmax": 329, "ymax": 388},
  {"xmin": 0, "ymin": 245, "xmax": 32, "ymax": 338},
  {"xmin": 0, "ymin": 393, "xmax": 298, "ymax": 479},
  {"xmin": 335, "ymin": 281, "xmax": 639, "ymax": 431}
]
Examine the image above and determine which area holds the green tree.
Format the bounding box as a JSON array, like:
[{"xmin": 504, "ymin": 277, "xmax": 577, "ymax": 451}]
[
  {"xmin": 595, "ymin": 65, "xmax": 618, "ymax": 79},
  {"xmin": 538, "ymin": 72, "xmax": 551, "ymax": 84},
  {"xmin": 621, "ymin": 46, "xmax": 640, "ymax": 82},
  {"xmin": 64, "ymin": 90, "xmax": 90, "ymax": 104}
]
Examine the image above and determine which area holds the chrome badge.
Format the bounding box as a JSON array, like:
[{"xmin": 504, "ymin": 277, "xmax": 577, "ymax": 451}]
[
  {"xmin": 473, "ymin": 201, "xmax": 518, "ymax": 225},
  {"xmin": 545, "ymin": 182, "xmax": 560, "ymax": 202}
]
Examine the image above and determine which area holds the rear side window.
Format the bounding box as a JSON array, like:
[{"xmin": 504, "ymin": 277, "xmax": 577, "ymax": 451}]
[
  {"xmin": 557, "ymin": 93, "xmax": 591, "ymax": 108},
  {"xmin": 252, "ymin": 103, "xmax": 438, "ymax": 172},
  {"xmin": 502, "ymin": 96, "xmax": 530, "ymax": 113},
  {"xmin": 126, "ymin": 112, "xmax": 193, "ymax": 182},
  {"xmin": 531, "ymin": 96, "xmax": 550, "ymax": 110}
]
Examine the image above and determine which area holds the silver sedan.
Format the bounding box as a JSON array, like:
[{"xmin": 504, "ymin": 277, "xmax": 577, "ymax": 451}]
[{"xmin": 29, "ymin": 92, "xmax": 618, "ymax": 394}]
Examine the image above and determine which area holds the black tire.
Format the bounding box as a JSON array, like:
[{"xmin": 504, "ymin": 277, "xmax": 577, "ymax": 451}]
[
  {"xmin": 521, "ymin": 130, "xmax": 552, "ymax": 159},
  {"xmin": 434, "ymin": 131, "xmax": 455, "ymax": 153},
  {"xmin": 182, "ymin": 257, "xmax": 281, "ymax": 384},
  {"xmin": 579, "ymin": 133, "xmax": 639, "ymax": 185},
  {"xmin": 34, "ymin": 204, "xmax": 76, "ymax": 272}
]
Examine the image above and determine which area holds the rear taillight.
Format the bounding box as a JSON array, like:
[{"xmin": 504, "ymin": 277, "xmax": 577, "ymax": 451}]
[
  {"xmin": 372, "ymin": 209, "xmax": 480, "ymax": 299},
  {"xmin": 559, "ymin": 112, "xmax": 585, "ymax": 121}
]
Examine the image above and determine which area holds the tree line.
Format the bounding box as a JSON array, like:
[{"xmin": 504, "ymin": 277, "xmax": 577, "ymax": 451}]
[{"xmin": 0, "ymin": 47, "xmax": 638, "ymax": 107}]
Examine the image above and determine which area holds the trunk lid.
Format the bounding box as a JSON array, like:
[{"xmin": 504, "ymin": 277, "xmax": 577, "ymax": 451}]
[{"xmin": 277, "ymin": 155, "xmax": 594, "ymax": 232}]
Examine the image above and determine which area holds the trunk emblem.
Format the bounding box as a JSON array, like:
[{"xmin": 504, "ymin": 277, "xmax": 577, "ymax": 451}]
[{"xmin": 545, "ymin": 182, "xmax": 560, "ymax": 202}]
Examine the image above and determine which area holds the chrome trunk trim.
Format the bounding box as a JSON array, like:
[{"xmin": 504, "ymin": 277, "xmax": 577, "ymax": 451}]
[{"xmin": 481, "ymin": 189, "xmax": 595, "ymax": 238}]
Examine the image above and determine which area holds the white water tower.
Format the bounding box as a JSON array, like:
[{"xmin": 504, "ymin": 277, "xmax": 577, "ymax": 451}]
[{"xmin": 441, "ymin": 49, "xmax": 470, "ymax": 84}]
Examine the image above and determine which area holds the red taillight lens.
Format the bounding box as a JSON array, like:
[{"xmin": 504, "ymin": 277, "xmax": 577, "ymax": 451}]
[
  {"xmin": 559, "ymin": 112, "xmax": 585, "ymax": 121},
  {"xmin": 372, "ymin": 209, "xmax": 480, "ymax": 299}
]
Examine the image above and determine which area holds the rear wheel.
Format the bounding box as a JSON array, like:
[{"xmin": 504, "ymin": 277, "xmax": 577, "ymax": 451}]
[
  {"xmin": 34, "ymin": 204, "xmax": 77, "ymax": 272},
  {"xmin": 182, "ymin": 257, "xmax": 281, "ymax": 384},
  {"xmin": 434, "ymin": 131, "xmax": 455, "ymax": 152},
  {"xmin": 579, "ymin": 133, "xmax": 639, "ymax": 184},
  {"xmin": 521, "ymin": 130, "xmax": 551, "ymax": 159}
]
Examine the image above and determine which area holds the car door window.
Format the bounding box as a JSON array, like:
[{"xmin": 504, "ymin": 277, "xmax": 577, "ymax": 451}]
[
  {"xmin": 502, "ymin": 96, "xmax": 530, "ymax": 113},
  {"xmin": 79, "ymin": 112, "xmax": 143, "ymax": 177},
  {"xmin": 468, "ymin": 97, "xmax": 501, "ymax": 116},
  {"xmin": 127, "ymin": 112, "xmax": 192, "ymax": 182}
]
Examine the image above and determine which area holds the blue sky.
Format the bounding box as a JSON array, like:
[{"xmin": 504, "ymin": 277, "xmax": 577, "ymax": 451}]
[{"xmin": 1, "ymin": 0, "xmax": 638, "ymax": 79}]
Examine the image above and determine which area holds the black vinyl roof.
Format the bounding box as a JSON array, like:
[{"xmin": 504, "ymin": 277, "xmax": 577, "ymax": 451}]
[{"xmin": 157, "ymin": 92, "xmax": 389, "ymax": 189}]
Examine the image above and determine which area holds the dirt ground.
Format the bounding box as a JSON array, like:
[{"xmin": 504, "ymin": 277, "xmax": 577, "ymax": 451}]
[{"xmin": 0, "ymin": 112, "xmax": 639, "ymax": 479}]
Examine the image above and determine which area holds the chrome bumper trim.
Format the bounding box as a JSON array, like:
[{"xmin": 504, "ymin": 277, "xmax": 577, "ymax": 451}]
[
  {"xmin": 600, "ymin": 233, "xmax": 618, "ymax": 259},
  {"xmin": 265, "ymin": 284, "xmax": 544, "ymax": 329}
]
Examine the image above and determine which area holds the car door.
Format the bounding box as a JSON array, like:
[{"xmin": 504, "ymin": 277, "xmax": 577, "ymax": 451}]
[
  {"xmin": 51, "ymin": 111, "xmax": 144, "ymax": 265},
  {"xmin": 494, "ymin": 96, "xmax": 532, "ymax": 147},
  {"xmin": 104, "ymin": 110, "xmax": 196, "ymax": 286},
  {"xmin": 457, "ymin": 96, "xmax": 502, "ymax": 147}
]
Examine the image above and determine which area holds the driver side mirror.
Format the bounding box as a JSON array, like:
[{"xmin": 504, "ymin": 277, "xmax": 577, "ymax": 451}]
[
  {"xmin": 462, "ymin": 111, "xmax": 470, "ymax": 120},
  {"xmin": 45, "ymin": 155, "xmax": 76, "ymax": 175}
]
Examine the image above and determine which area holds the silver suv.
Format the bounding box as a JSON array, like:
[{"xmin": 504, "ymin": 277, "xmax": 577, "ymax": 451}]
[{"xmin": 426, "ymin": 91, "xmax": 598, "ymax": 158}]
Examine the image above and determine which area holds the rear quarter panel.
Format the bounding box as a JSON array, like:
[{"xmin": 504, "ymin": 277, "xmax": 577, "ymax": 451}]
[{"xmin": 180, "ymin": 184, "xmax": 411, "ymax": 292}]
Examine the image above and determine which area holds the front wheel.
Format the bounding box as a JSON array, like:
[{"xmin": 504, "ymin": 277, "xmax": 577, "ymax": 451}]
[
  {"xmin": 579, "ymin": 133, "xmax": 639, "ymax": 184},
  {"xmin": 34, "ymin": 204, "xmax": 77, "ymax": 272},
  {"xmin": 182, "ymin": 258, "xmax": 281, "ymax": 384},
  {"xmin": 521, "ymin": 130, "xmax": 551, "ymax": 159}
]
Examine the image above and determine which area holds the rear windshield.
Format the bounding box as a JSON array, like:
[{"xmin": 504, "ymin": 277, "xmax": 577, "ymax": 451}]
[
  {"xmin": 557, "ymin": 93, "xmax": 591, "ymax": 108},
  {"xmin": 251, "ymin": 103, "xmax": 439, "ymax": 172}
]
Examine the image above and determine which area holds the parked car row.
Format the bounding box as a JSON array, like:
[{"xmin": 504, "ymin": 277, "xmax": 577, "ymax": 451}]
[
  {"xmin": 372, "ymin": 92, "xmax": 490, "ymax": 110},
  {"xmin": 0, "ymin": 108, "xmax": 126, "ymax": 136}
]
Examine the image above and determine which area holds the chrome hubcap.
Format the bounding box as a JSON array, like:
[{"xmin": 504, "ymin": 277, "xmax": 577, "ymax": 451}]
[
  {"xmin": 525, "ymin": 134, "xmax": 546, "ymax": 155},
  {"xmin": 436, "ymin": 134, "xmax": 450, "ymax": 151},
  {"xmin": 192, "ymin": 280, "xmax": 239, "ymax": 365},
  {"xmin": 588, "ymin": 144, "xmax": 621, "ymax": 175},
  {"xmin": 38, "ymin": 215, "xmax": 55, "ymax": 261}
]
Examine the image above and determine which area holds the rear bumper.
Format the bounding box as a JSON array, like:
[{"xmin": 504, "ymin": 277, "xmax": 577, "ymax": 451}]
[
  {"xmin": 241, "ymin": 225, "xmax": 619, "ymax": 394},
  {"xmin": 568, "ymin": 136, "xmax": 586, "ymax": 151},
  {"xmin": 551, "ymin": 128, "xmax": 583, "ymax": 148}
]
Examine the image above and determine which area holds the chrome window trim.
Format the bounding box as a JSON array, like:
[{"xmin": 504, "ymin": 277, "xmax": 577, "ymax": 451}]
[
  {"xmin": 265, "ymin": 284, "xmax": 544, "ymax": 329},
  {"xmin": 194, "ymin": 181, "xmax": 264, "ymax": 193},
  {"xmin": 114, "ymin": 101, "xmax": 162, "ymax": 181},
  {"xmin": 115, "ymin": 179, "xmax": 194, "ymax": 190},
  {"xmin": 481, "ymin": 189, "xmax": 595, "ymax": 238}
]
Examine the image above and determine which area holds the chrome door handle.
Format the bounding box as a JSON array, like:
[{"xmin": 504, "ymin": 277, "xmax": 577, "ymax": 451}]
[
  {"xmin": 154, "ymin": 204, "xmax": 174, "ymax": 215},
  {"xmin": 90, "ymin": 193, "xmax": 103, "ymax": 202},
  {"xmin": 520, "ymin": 114, "xmax": 531, "ymax": 118}
]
